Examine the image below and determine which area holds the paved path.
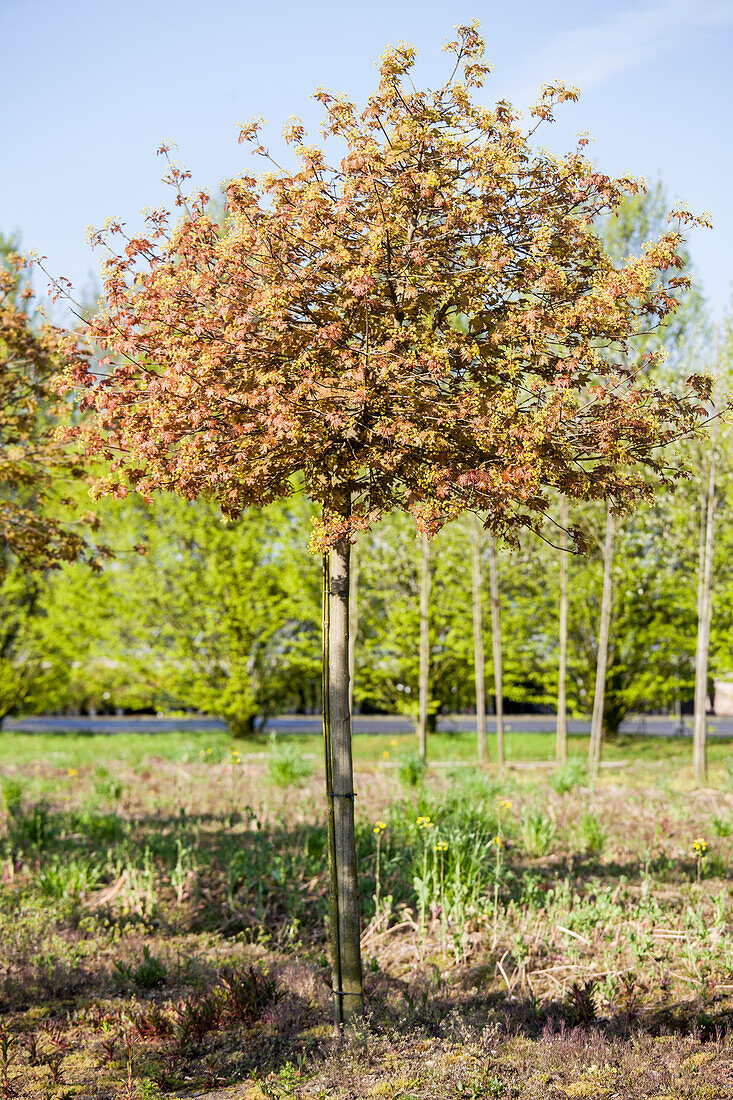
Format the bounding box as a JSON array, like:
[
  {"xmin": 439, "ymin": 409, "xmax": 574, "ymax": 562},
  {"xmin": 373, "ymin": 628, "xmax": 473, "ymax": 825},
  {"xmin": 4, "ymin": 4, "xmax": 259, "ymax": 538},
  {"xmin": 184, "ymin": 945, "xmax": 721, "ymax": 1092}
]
[{"xmin": 3, "ymin": 713, "xmax": 733, "ymax": 737}]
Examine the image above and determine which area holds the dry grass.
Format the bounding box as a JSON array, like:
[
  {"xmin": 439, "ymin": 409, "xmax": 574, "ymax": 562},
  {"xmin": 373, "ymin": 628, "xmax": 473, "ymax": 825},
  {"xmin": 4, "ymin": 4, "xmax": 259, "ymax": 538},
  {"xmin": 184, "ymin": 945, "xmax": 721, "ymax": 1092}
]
[{"xmin": 0, "ymin": 730, "xmax": 731, "ymax": 1097}]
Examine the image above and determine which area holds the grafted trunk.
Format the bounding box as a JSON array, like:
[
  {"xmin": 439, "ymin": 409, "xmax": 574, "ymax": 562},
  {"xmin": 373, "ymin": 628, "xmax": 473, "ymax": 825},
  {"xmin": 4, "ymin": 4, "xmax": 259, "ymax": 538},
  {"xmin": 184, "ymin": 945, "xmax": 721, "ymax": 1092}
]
[
  {"xmin": 322, "ymin": 513, "xmax": 363, "ymax": 1030},
  {"xmin": 556, "ymin": 499, "xmax": 569, "ymax": 765},
  {"xmin": 471, "ymin": 517, "xmax": 487, "ymax": 764},
  {"xmin": 589, "ymin": 506, "xmax": 615, "ymax": 772},
  {"xmin": 488, "ymin": 535, "xmax": 504, "ymax": 772},
  {"xmin": 694, "ymin": 426, "xmax": 718, "ymax": 784},
  {"xmin": 417, "ymin": 534, "xmax": 431, "ymax": 760}
]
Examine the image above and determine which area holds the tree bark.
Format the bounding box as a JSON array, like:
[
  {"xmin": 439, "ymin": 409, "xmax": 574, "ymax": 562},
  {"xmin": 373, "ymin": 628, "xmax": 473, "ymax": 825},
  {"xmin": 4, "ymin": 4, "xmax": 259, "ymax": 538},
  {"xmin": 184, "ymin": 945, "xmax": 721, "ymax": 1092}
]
[
  {"xmin": 471, "ymin": 517, "xmax": 487, "ymax": 764},
  {"xmin": 321, "ymin": 517, "xmax": 363, "ymax": 1029},
  {"xmin": 694, "ymin": 430, "xmax": 718, "ymax": 785},
  {"xmin": 488, "ymin": 535, "xmax": 504, "ymax": 772},
  {"xmin": 417, "ymin": 534, "xmax": 431, "ymax": 760},
  {"xmin": 556, "ymin": 499, "xmax": 569, "ymax": 765},
  {"xmin": 348, "ymin": 538, "xmax": 359, "ymax": 721},
  {"xmin": 589, "ymin": 506, "xmax": 615, "ymax": 772}
]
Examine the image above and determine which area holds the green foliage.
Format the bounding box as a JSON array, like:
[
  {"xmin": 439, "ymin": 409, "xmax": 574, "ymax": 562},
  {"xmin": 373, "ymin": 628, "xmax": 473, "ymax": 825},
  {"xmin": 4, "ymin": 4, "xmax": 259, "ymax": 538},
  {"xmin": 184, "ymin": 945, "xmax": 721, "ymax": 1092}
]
[
  {"xmin": 398, "ymin": 751, "xmax": 427, "ymax": 788},
  {"xmin": 113, "ymin": 946, "xmax": 167, "ymax": 990},
  {"xmin": 551, "ymin": 760, "xmax": 588, "ymax": 795},
  {"xmin": 520, "ymin": 808, "xmax": 555, "ymax": 858},
  {"xmin": 267, "ymin": 738, "xmax": 313, "ymax": 787},
  {"xmin": 576, "ymin": 812, "xmax": 607, "ymax": 857}
]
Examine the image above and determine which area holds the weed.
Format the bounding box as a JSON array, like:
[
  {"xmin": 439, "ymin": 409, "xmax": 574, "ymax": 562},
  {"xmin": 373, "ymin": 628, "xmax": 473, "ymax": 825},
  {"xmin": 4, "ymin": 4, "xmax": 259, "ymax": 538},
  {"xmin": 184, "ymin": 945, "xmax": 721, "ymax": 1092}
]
[
  {"xmin": 37, "ymin": 856, "xmax": 100, "ymax": 902},
  {"xmin": 114, "ymin": 947, "xmax": 167, "ymax": 990},
  {"xmin": 564, "ymin": 979, "xmax": 598, "ymax": 1025},
  {"xmin": 135, "ymin": 1081, "xmax": 164, "ymax": 1100},
  {"xmin": 1, "ymin": 780, "xmax": 22, "ymax": 817},
  {"xmin": 267, "ymin": 739, "xmax": 313, "ymax": 787},
  {"xmin": 710, "ymin": 815, "xmax": 732, "ymax": 837},
  {"xmin": 577, "ymin": 812, "xmax": 606, "ymax": 856},
  {"xmin": 219, "ymin": 964, "xmax": 282, "ymax": 1024},
  {"xmin": 520, "ymin": 807, "xmax": 555, "ymax": 858},
  {"xmin": 551, "ymin": 759, "xmax": 587, "ymax": 795},
  {"xmin": 25, "ymin": 1032, "xmax": 40, "ymax": 1067},
  {"xmin": 398, "ymin": 752, "xmax": 427, "ymax": 788}
]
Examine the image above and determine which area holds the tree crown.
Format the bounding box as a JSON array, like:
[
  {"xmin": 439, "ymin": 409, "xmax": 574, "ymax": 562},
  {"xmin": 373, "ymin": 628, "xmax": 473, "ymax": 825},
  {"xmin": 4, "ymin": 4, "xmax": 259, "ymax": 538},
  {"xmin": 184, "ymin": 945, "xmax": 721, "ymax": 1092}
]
[{"xmin": 63, "ymin": 23, "xmax": 711, "ymax": 549}]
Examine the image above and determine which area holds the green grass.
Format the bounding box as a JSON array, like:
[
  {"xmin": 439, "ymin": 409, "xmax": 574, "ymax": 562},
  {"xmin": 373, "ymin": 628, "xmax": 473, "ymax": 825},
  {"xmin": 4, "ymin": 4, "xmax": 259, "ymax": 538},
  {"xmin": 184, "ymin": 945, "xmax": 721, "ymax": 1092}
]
[
  {"xmin": 0, "ymin": 725, "xmax": 732, "ymax": 1097},
  {"xmin": 2, "ymin": 725, "xmax": 731, "ymax": 790}
]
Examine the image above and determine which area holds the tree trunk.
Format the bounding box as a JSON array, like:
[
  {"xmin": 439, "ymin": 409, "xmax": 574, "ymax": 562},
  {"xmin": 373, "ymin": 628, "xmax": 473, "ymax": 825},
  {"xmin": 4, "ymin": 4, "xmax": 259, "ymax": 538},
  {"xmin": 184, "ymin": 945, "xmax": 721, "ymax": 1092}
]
[
  {"xmin": 471, "ymin": 518, "xmax": 487, "ymax": 764},
  {"xmin": 694, "ymin": 430, "xmax": 718, "ymax": 785},
  {"xmin": 556, "ymin": 498, "xmax": 569, "ymax": 765},
  {"xmin": 589, "ymin": 506, "xmax": 615, "ymax": 772},
  {"xmin": 348, "ymin": 538, "xmax": 359, "ymax": 721},
  {"xmin": 417, "ymin": 534, "xmax": 431, "ymax": 760},
  {"xmin": 321, "ymin": 527, "xmax": 363, "ymax": 1029},
  {"xmin": 488, "ymin": 535, "xmax": 504, "ymax": 772}
]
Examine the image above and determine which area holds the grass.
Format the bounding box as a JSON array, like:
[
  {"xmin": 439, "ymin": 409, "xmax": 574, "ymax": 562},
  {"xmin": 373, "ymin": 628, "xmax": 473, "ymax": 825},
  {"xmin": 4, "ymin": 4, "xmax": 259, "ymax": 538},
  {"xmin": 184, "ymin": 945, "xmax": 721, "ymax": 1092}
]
[{"xmin": 0, "ymin": 726, "xmax": 731, "ymax": 1097}]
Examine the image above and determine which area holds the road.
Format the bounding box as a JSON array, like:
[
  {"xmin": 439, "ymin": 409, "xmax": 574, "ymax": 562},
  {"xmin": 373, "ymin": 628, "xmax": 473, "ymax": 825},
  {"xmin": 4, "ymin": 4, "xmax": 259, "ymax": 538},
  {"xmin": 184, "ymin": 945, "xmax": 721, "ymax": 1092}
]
[{"xmin": 3, "ymin": 713, "xmax": 733, "ymax": 737}]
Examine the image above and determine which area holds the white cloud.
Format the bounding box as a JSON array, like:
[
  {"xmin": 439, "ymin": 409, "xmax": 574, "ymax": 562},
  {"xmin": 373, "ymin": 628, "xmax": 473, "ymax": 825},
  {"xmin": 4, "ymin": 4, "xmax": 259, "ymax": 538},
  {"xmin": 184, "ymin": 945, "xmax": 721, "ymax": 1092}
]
[{"xmin": 504, "ymin": 0, "xmax": 733, "ymax": 107}]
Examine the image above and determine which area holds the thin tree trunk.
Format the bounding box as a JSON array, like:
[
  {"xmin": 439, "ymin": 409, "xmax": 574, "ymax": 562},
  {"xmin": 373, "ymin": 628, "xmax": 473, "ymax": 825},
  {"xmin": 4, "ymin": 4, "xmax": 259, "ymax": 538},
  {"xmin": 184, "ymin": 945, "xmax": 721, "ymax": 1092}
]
[
  {"xmin": 471, "ymin": 517, "xmax": 487, "ymax": 764},
  {"xmin": 694, "ymin": 427, "xmax": 718, "ymax": 785},
  {"xmin": 589, "ymin": 506, "xmax": 615, "ymax": 772},
  {"xmin": 488, "ymin": 535, "xmax": 504, "ymax": 772},
  {"xmin": 348, "ymin": 538, "xmax": 359, "ymax": 721},
  {"xmin": 556, "ymin": 498, "xmax": 569, "ymax": 765},
  {"xmin": 321, "ymin": 511, "xmax": 363, "ymax": 1029},
  {"xmin": 417, "ymin": 534, "xmax": 431, "ymax": 760}
]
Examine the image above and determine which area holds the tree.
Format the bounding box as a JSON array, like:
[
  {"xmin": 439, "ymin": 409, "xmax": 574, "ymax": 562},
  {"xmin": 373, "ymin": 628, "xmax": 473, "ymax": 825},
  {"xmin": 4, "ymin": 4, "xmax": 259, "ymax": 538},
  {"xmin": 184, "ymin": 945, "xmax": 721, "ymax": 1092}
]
[
  {"xmin": 1, "ymin": 244, "xmax": 98, "ymax": 577},
  {"xmin": 63, "ymin": 24, "xmax": 710, "ymax": 1024}
]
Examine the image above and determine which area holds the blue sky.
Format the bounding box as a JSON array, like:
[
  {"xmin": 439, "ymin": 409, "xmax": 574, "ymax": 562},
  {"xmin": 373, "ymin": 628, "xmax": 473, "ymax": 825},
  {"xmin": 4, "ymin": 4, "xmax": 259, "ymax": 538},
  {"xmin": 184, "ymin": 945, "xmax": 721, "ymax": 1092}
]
[{"xmin": 3, "ymin": 0, "xmax": 732, "ymax": 320}]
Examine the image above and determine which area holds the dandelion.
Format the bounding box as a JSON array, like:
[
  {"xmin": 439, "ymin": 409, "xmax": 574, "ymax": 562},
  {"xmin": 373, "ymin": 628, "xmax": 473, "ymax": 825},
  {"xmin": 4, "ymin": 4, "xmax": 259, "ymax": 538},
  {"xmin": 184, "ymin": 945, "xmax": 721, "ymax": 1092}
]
[
  {"xmin": 416, "ymin": 815, "xmax": 435, "ymax": 829},
  {"xmin": 499, "ymin": 799, "xmax": 513, "ymax": 811},
  {"xmin": 67, "ymin": 768, "xmax": 78, "ymax": 778},
  {"xmin": 491, "ymin": 835, "xmax": 503, "ymax": 847},
  {"xmin": 373, "ymin": 821, "xmax": 387, "ymax": 835},
  {"xmin": 693, "ymin": 837, "xmax": 708, "ymax": 884},
  {"xmin": 389, "ymin": 739, "xmax": 398, "ymax": 747},
  {"xmin": 382, "ymin": 751, "xmax": 390, "ymax": 760},
  {"xmin": 434, "ymin": 840, "xmax": 448, "ymax": 852}
]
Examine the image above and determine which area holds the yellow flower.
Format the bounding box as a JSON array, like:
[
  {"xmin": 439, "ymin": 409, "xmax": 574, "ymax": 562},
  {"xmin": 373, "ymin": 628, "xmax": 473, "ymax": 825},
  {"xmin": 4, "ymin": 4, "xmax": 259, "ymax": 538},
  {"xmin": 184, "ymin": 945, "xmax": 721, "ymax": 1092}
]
[
  {"xmin": 491, "ymin": 835, "xmax": 503, "ymax": 846},
  {"xmin": 693, "ymin": 837, "xmax": 708, "ymax": 854},
  {"xmin": 382, "ymin": 750, "xmax": 390, "ymax": 760},
  {"xmin": 416, "ymin": 816, "xmax": 435, "ymax": 829},
  {"xmin": 389, "ymin": 739, "xmax": 398, "ymax": 746},
  {"xmin": 67, "ymin": 768, "xmax": 78, "ymax": 778},
  {"xmin": 373, "ymin": 821, "xmax": 387, "ymax": 835},
  {"xmin": 499, "ymin": 799, "xmax": 513, "ymax": 810},
  {"xmin": 434, "ymin": 840, "xmax": 448, "ymax": 852}
]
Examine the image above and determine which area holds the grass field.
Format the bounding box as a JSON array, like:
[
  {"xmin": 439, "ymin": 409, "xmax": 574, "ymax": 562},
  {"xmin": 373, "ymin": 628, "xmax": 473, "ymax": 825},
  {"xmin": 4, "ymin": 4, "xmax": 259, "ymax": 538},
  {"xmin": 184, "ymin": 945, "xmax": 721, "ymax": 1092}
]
[{"xmin": 0, "ymin": 727, "xmax": 732, "ymax": 1098}]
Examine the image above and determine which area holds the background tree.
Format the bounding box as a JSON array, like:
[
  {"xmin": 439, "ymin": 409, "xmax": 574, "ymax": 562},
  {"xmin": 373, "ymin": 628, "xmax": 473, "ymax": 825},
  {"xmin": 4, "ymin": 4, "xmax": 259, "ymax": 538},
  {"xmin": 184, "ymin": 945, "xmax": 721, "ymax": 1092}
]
[
  {"xmin": 1, "ymin": 243, "xmax": 99, "ymax": 576},
  {"xmin": 63, "ymin": 25, "xmax": 710, "ymax": 1022}
]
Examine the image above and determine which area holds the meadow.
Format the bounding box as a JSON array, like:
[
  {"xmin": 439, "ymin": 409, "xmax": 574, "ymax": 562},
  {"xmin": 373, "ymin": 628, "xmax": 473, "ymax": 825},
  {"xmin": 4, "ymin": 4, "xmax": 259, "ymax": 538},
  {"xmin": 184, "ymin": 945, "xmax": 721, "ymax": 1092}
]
[{"xmin": 0, "ymin": 728, "xmax": 732, "ymax": 1099}]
